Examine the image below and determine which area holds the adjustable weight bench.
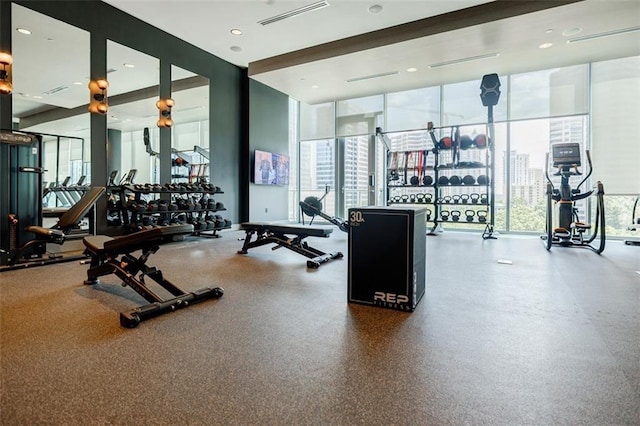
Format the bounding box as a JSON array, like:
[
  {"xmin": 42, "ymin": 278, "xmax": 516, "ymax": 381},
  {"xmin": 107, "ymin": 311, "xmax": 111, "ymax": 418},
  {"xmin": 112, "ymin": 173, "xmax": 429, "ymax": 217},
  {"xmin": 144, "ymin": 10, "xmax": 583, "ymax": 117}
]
[
  {"xmin": 237, "ymin": 222, "xmax": 344, "ymax": 269},
  {"xmin": 83, "ymin": 224, "xmax": 224, "ymax": 328},
  {"xmin": 3, "ymin": 186, "xmax": 105, "ymax": 270}
]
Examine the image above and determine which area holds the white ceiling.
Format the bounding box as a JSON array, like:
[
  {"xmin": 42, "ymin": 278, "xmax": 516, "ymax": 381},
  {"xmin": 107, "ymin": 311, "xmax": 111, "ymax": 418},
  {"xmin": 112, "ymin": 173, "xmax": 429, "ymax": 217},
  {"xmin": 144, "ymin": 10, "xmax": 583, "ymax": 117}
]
[{"xmin": 9, "ymin": 0, "xmax": 640, "ymax": 137}]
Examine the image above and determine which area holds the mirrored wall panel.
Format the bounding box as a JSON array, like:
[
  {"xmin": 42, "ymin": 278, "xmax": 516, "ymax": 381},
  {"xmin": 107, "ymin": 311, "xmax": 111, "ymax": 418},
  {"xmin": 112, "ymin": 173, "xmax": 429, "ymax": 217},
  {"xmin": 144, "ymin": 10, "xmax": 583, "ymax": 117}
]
[
  {"xmin": 106, "ymin": 40, "xmax": 159, "ymax": 184},
  {"xmin": 170, "ymin": 65, "xmax": 209, "ymax": 184}
]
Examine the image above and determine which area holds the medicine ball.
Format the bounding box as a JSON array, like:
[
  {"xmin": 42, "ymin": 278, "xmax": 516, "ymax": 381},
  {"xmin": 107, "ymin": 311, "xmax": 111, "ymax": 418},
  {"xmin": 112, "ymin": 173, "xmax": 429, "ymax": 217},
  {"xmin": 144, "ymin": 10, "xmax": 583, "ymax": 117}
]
[
  {"xmin": 462, "ymin": 175, "xmax": 476, "ymax": 186},
  {"xmin": 423, "ymin": 175, "xmax": 433, "ymax": 186},
  {"xmin": 439, "ymin": 136, "xmax": 452, "ymax": 150},
  {"xmin": 438, "ymin": 175, "xmax": 449, "ymax": 186},
  {"xmin": 449, "ymin": 175, "xmax": 462, "ymax": 185},
  {"xmin": 477, "ymin": 174, "xmax": 489, "ymax": 185},
  {"xmin": 459, "ymin": 135, "xmax": 473, "ymax": 150},
  {"xmin": 474, "ymin": 134, "xmax": 488, "ymax": 148},
  {"xmin": 410, "ymin": 175, "xmax": 419, "ymax": 186}
]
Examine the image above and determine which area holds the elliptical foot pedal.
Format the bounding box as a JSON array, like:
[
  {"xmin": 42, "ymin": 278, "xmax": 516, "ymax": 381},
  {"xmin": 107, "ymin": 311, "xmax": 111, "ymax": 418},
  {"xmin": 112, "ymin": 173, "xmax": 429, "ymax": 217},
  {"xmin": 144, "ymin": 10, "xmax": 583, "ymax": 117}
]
[{"xmin": 553, "ymin": 227, "xmax": 571, "ymax": 238}]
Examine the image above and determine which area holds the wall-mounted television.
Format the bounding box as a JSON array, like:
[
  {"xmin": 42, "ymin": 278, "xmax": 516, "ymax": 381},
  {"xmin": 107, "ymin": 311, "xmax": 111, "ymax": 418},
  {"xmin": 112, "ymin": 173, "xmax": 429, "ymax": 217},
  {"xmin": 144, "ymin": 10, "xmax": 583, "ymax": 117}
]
[{"xmin": 253, "ymin": 149, "xmax": 290, "ymax": 186}]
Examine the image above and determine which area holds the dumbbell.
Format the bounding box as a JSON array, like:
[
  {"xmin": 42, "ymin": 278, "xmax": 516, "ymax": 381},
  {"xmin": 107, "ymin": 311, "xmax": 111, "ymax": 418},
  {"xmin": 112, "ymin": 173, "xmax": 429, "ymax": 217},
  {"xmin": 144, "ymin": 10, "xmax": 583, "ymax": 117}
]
[
  {"xmin": 440, "ymin": 210, "xmax": 450, "ymax": 221},
  {"xmin": 426, "ymin": 209, "xmax": 432, "ymax": 221},
  {"xmin": 425, "ymin": 193, "xmax": 433, "ymax": 203},
  {"xmin": 451, "ymin": 210, "xmax": 461, "ymax": 222},
  {"xmin": 470, "ymin": 193, "xmax": 480, "ymax": 204},
  {"xmin": 480, "ymin": 193, "xmax": 488, "ymax": 204},
  {"xmin": 409, "ymin": 194, "xmax": 416, "ymax": 203},
  {"xmin": 477, "ymin": 210, "xmax": 488, "ymax": 223},
  {"xmin": 401, "ymin": 194, "xmax": 409, "ymax": 203},
  {"xmin": 465, "ymin": 210, "xmax": 476, "ymax": 222},
  {"xmin": 416, "ymin": 193, "xmax": 425, "ymax": 203},
  {"xmin": 460, "ymin": 194, "xmax": 470, "ymax": 204},
  {"xmin": 443, "ymin": 195, "xmax": 452, "ymax": 204},
  {"xmin": 452, "ymin": 195, "xmax": 461, "ymax": 204}
]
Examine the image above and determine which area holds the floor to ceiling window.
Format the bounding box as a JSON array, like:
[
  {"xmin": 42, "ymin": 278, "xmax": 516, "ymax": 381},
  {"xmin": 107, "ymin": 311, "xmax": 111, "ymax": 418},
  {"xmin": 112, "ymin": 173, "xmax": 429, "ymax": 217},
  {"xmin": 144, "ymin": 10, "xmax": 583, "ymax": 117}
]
[{"xmin": 294, "ymin": 56, "xmax": 639, "ymax": 237}]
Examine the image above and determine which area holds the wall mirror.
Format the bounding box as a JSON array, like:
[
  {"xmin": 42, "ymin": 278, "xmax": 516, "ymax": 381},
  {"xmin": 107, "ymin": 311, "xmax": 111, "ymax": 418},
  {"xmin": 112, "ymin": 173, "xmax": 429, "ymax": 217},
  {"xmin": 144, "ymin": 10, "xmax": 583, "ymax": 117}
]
[
  {"xmin": 170, "ymin": 65, "xmax": 210, "ymax": 185},
  {"xmin": 11, "ymin": 3, "xmax": 90, "ymax": 203},
  {"xmin": 106, "ymin": 40, "xmax": 159, "ymax": 185}
]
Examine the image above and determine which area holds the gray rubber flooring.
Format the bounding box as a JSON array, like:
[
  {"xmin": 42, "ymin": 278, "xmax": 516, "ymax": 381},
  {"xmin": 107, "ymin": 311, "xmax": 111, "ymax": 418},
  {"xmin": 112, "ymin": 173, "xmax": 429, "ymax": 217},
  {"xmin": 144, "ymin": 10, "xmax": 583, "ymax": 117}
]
[{"xmin": 1, "ymin": 229, "xmax": 638, "ymax": 425}]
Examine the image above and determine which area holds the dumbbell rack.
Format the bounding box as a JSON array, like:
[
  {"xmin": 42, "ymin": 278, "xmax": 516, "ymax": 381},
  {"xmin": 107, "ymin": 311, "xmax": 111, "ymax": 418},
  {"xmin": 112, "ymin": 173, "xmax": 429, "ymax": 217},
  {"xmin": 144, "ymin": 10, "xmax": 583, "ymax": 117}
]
[
  {"xmin": 384, "ymin": 124, "xmax": 496, "ymax": 238},
  {"xmin": 108, "ymin": 183, "xmax": 232, "ymax": 237}
]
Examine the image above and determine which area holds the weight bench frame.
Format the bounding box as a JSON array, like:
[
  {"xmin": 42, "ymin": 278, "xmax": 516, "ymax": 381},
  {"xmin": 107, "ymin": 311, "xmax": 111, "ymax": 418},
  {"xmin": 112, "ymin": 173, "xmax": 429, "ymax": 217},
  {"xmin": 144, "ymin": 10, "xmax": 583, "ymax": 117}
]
[
  {"xmin": 2, "ymin": 186, "xmax": 105, "ymax": 271},
  {"xmin": 238, "ymin": 222, "xmax": 343, "ymax": 269},
  {"xmin": 83, "ymin": 224, "xmax": 223, "ymax": 328}
]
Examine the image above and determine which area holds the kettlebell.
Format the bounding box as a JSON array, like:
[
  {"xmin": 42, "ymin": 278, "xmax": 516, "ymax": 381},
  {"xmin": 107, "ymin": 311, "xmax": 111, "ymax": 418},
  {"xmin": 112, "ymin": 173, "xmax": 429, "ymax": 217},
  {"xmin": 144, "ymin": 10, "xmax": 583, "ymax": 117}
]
[{"xmin": 465, "ymin": 210, "xmax": 476, "ymax": 222}]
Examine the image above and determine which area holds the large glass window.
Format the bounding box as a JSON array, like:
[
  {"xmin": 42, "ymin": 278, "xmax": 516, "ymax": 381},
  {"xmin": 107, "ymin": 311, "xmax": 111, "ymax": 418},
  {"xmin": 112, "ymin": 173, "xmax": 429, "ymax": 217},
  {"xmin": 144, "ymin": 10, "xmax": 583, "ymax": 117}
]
[
  {"xmin": 288, "ymin": 98, "xmax": 299, "ymax": 221},
  {"xmin": 386, "ymin": 87, "xmax": 441, "ymax": 131},
  {"xmin": 336, "ymin": 95, "xmax": 383, "ymax": 136},
  {"xmin": 300, "ymin": 102, "xmax": 335, "ymax": 140},
  {"xmin": 591, "ymin": 56, "xmax": 640, "ymax": 195},
  {"xmin": 509, "ymin": 65, "xmax": 588, "ymax": 120},
  {"xmin": 299, "ymin": 139, "xmax": 336, "ymax": 218},
  {"xmin": 442, "ymin": 78, "xmax": 508, "ymax": 126},
  {"xmin": 342, "ymin": 135, "xmax": 370, "ymax": 211}
]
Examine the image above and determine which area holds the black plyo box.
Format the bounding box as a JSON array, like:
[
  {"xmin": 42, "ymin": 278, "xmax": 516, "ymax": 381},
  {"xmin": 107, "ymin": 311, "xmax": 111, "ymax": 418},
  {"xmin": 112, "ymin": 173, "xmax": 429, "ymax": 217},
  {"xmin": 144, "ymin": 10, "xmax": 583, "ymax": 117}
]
[{"xmin": 347, "ymin": 206, "xmax": 426, "ymax": 312}]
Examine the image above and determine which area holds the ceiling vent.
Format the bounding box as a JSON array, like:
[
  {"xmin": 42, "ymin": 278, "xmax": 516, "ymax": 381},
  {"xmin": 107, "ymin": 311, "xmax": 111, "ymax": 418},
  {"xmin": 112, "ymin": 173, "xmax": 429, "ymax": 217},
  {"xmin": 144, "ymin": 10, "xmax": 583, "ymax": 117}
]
[
  {"xmin": 258, "ymin": 1, "xmax": 330, "ymax": 26},
  {"xmin": 346, "ymin": 71, "xmax": 399, "ymax": 83},
  {"xmin": 42, "ymin": 86, "xmax": 69, "ymax": 95}
]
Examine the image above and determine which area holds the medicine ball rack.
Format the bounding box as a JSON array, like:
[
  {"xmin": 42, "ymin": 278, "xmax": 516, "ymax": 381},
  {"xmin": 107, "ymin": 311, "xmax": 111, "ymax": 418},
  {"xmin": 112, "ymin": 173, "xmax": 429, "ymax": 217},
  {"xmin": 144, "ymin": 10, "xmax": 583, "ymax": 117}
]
[
  {"xmin": 107, "ymin": 182, "xmax": 232, "ymax": 237},
  {"xmin": 381, "ymin": 122, "xmax": 496, "ymax": 239}
]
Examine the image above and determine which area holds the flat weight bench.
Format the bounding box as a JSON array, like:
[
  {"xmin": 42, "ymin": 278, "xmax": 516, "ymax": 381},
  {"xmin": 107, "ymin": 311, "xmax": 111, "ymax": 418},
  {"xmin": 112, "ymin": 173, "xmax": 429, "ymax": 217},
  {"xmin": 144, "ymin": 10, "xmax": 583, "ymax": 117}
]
[
  {"xmin": 237, "ymin": 222, "xmax": 344, "ymax": 269},
  {"xmin": 83, "ymin": 224, "xmax": 223, "ymax": 328}
]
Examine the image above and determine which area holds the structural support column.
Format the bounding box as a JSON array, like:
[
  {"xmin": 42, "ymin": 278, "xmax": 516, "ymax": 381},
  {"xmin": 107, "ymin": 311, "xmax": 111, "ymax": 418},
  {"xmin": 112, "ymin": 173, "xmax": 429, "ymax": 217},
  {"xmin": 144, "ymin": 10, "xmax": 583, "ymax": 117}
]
[
  {"xmin": 90, "ymin": 33, "xmax": 108, "ymax": 234},
  {"xmin": 159, "ymin": 59, "xmax": 172, "ymax": 186}
]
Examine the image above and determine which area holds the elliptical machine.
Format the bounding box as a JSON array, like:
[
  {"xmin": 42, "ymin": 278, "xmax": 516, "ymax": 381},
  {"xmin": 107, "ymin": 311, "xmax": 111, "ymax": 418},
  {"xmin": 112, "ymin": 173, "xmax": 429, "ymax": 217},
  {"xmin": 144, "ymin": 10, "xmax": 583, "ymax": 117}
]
[{"xmin": 541, "ymin": 142, "xmax": 605, "ymax": 253}]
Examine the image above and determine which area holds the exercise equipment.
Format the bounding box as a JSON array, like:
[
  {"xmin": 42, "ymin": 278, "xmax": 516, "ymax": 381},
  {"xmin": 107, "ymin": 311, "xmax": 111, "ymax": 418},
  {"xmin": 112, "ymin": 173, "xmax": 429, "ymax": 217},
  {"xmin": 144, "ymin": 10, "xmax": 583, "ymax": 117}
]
[
  {"xmin": 83, "ymin": 223, "xmax": 223, "ymax": 328},
  {"xmin": 541, "ymin": 142, "xmax": 605, "ymax": 253},
  {"xmin": 1, "ymin": 186, "xmax": 105, "ymax": 271},
  {"xmin": 624, "ymin": 196, "xmax": 639, "ymax": 246},
  {"xmin": 477, "ymin": 175, "xmax": 489, "ymax": 185},
  {"xmin": 423, "ymin": 175, "xmax": 433, "ymax": 186},
  {"xmin": 459, "ymin": 135, "xmax": 473, "ymax": 150},
  {"xmin": 462, "ymin": 175, "xmax": 475, "ymax": 186},
  {"xmin": 449, "ymin": 175, "xmax": 461, "ymax": 185},
  {"xmin": 451, "ymin": 210, "xmax": 461, "ymax": 221},
  {"xmin": 237, "ymin": 223, "xmax": 343, "ymax": 268},
  {"xmin": 299, "ymin": 186, "xmax": 349, "ymax": 232},
  {"xmin": 465, "ymin": 210, "xmax": 475, "ymax": 222}
]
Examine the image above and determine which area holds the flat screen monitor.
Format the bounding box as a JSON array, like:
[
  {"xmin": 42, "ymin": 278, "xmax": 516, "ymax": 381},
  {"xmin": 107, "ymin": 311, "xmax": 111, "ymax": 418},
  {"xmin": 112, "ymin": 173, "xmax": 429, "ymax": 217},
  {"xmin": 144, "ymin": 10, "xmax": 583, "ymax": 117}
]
[{"xmin": 253, "ymin": 149, "xmax": 289, "ymax": 186}]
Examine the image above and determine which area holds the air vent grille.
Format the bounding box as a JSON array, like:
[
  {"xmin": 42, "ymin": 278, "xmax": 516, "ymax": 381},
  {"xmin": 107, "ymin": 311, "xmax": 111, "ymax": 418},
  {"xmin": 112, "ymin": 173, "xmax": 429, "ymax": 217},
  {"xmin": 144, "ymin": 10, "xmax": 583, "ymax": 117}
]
[
  {"xmin": 258, "ymin": 1, "xmax": 330, "ymax": 26},
  {"xmin": 346, "ymin": 71, "xmax": 399, "ymax": 83},
  {"xmin": 42, "ymin": 86, "xmax": 69, "ymax": 95}
]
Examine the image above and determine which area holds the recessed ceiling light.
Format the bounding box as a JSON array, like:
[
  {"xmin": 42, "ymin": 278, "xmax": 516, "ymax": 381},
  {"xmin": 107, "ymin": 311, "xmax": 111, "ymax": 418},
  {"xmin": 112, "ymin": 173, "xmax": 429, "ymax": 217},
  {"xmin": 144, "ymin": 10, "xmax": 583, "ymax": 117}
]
[
  {"xmin": 369, "ymin": 5, "xmax": 383, "ymax": 14},
  {"xmin": 32, "ymin": 95, "xmax": 43, "ymax": 99},
  {"xmin": 230, "ymin": 46, "xmax": 243, "ymax": 52},
  {"xmin": 73, "ymin": 81, "xmax": 83, "ymax": 85},
  {"xmin": 562, "ymin": 27, "xmax": 582, "ymax": 37},
  {"xmin": 407, "ymin": 67, "xmax": 417, "ymax": 73},
  {"xmin": 311, "ymin": 85, "xmax": 319, "ymax": 89},
  {"xmin": 539, "ymin": 42, "xmax": 553, "ymax": 49},
  {"xmin": 16, "ymin": 28, "xmax": 31, "ymax": 35},
  {"xmin": 230, "ymin": 29, "xmax": 243, "ymax": 35},
  {"xmin": 123, "ymin": 63, "xmax": 135, "ymax": 68},
  {"xmin": 545, "ymin": 29, "xmax": 553, "ymax": 34}
]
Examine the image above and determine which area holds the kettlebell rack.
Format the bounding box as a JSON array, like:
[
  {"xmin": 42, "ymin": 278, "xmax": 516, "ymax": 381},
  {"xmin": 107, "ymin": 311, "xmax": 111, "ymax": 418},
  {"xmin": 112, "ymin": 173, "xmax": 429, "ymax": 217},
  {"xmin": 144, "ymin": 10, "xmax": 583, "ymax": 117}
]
[{"xmin": 382, "ymin": 123, "xmax": 496, "ymax": 239}]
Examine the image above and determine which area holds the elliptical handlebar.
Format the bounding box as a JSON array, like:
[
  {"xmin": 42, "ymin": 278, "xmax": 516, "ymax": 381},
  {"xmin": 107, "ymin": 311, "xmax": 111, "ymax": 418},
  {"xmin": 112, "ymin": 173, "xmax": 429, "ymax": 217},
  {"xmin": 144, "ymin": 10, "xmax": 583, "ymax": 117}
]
[{"xmin": 575, "ymin": 149, "xmax": 593, "ymax": 193}]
